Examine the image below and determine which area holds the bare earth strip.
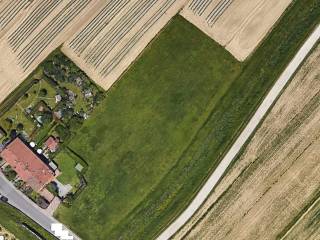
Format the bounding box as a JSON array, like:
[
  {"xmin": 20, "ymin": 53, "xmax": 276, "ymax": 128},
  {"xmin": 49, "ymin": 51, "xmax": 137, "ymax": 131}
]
[
  {"xmin": 0, "ymin": 0, "xmax": 106, "ymax": 104},
  {"xmin": 180, "ymin": 0, "xmax": 293, "ymax": 61},
  {"xmin": 62, "ymin": 0, "xmax": 188, "ymax": 91},
  {"xmin": 175, "ymin": 44, "xmax": 320, "ymax": 240}
]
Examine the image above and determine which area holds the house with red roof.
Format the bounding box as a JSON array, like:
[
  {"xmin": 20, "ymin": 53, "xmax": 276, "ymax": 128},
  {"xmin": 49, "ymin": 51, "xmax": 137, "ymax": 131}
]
[
  {"xmin": 0, "ymin": 138, "xmax": 55, "ymax": 192},
  {"xmin": 44, "ymin": 136, "xmax": 59, "ymax": 153}
]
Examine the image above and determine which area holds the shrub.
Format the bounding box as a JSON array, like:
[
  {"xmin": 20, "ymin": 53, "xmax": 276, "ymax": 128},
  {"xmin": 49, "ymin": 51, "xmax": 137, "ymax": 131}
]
[{"xmin": 39, "ymin": 88, "xmax": 48, "ymax": 97}]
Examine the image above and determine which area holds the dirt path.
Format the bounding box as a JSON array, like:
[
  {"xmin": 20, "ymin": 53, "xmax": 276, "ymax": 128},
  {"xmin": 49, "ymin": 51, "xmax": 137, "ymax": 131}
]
[{"xmin": 157, "ymin": 24, "xmax": 320, "ymax": 240}]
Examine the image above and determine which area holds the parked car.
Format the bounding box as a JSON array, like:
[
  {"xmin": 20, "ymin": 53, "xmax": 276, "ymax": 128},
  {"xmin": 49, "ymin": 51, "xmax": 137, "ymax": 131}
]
[{"xmin": 0, "ymin": 195, "xmax": 8, "ymax": 202}]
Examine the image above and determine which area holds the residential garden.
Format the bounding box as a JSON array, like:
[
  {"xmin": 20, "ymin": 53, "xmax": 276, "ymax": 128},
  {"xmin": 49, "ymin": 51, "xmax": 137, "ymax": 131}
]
[
  {"xmin": 0, "ymin": 50, "xmax": 104, "ymax": 146},
  {"xmin": 0, "ymin": 50, "xmax": 102, "ymax": 208}
]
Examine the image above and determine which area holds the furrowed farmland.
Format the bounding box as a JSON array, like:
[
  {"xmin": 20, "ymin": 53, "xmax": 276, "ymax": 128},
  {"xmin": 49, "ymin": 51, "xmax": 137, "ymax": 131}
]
[
  {"xmin": 177, "ymin": 43, "xmax": 320, "ymax": 240},
  {"xmin": 0, "ymin": 0, "xmax": 104, "ymax": 104},
  {"xmin": 0, "ymin": 0, "xmax": 33, "ymax": 38},
  {"xmin": 55, "ymin": 0, "xmax": 320, "ymax": 239},
  {"xmin": 180, "ymin": 0, "xmax": 293, "ymax": 60},
  {"xmin": 282, "ymin": 197, "xmax": 320, "ymax": 240},
  {"xmin": 62, "ymin": 0, "xmax": 188, "ymax": 90}
]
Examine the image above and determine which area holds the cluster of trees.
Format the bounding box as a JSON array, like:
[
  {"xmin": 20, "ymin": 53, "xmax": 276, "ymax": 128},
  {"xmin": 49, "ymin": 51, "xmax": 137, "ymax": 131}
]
[
  {"xmin": 3, "ymin": 165, "xmax": 17, "ymax": 181},
  {"xmin": 43, "ymin": 52, "xmax": 105, "ymax": 107}
]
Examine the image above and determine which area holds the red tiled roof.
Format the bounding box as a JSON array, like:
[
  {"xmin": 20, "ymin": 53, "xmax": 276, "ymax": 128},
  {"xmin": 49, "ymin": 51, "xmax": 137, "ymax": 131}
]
[
  {"xmin": 44, "ymin": 136, "xmax": 59, "ymax": 152},
  {"xmin": 0, "ymin": 138, "xmax": 55, "ymax": 192}
]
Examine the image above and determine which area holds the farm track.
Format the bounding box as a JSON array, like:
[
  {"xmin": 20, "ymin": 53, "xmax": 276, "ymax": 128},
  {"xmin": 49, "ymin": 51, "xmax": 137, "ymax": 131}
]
[
  {"xmin": 172, "ymin": 42, "xmax": 320, "ymax": 240},
  {"xmin": 159, "ymin": 24, "xmax": 320, "ymax": 240}
]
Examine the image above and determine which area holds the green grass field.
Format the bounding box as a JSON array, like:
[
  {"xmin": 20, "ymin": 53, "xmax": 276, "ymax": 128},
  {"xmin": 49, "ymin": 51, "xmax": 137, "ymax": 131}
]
[
  {"xmin": 0, "ymin": 203, "xmax": 56, "ymax": 240},
  {"xmin": 55, "ymin": 15, "xmax": 242, "ymax": 239},
  {"xmin": 56, "ymin": 0, "xmax": 320, "ymax": 239},
  {"xmin": 55, "ymin": 150, "xmax": 80, "ymax": 189}
]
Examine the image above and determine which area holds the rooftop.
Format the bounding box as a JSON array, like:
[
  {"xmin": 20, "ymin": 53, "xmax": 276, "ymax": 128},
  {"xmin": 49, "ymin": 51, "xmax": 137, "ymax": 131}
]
[
  {"xmin": 44, "ymin": 136, "xmax": 59, "ymax": 153},
  {"xmin": 0, "ymin": 138, "xmax": 55, "ymax": 192}
]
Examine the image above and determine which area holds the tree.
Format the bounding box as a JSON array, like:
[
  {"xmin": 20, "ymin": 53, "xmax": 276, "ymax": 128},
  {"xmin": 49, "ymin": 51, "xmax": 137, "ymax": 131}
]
[
  {"xmin": 3, "ymin": 118, "xmax": 13, "ymax": 129},
  {"xmin": 93, "ymin": 91, "xmax": 105, "ymax": 105},
  {"xmin": 16, "ymin": 123, "xmax": 24, "ymax": 131},
  {"xmin": 39, "ymin": 88, "xmax": 48, "ymax": 97},
  {"xmin": 10, "ymin": 129, "xmax": 17, "ymax": 139},
  {"xmin": 68, "ymin": 115, "xmax": 84, "ymax": 132},
  {"xmin": 62, "ymin": 107, "xmax": 74, "ymax": 119},
  {"xmin": 4, "ymin": 166, "xmax": 17, "ymax": 181},
  {"xmin": 46, "ymin": 182, "xmax": 59, "ymax": 196},
  {"xmin": 55, "ymin": 125, "xmax": 70, "ymax": 141}
]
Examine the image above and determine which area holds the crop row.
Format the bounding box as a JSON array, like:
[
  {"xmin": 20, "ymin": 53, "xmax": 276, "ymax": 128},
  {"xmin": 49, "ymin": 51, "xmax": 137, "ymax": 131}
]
[
  {"xmin": 69, "ymin": 0, "xmax": 131, "ymax": 55},
  {"xmin": 0, "ymin": 0, "xmax": 30, "ymax": 32},
  {"xmin": 84, "ymin": 0, "xmax": 160, "ymax": 68},
  {"xmin": 100, "ymin": 0, "xmax": 177, "ymax": 77},
  {"xmin": 8, "ymin": 0, "xmax": 63, "ymax": 52},
  {"xmin": 206, "ymin": 0, "xmax": 233, "ymax": 26},
  {"xmin": 17, "ymin": 0, "xmax": 91, "ymax": 71},
  {"xmin": 188, "ymin": 0, "xmax": 213, "ymax": 16}
]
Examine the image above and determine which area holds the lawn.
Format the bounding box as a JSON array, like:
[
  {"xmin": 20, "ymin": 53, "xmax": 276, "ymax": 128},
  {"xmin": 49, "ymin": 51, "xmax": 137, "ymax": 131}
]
[
  {"xmin": 55, "ymin": 150, "xmax": 80, "ymax": 189},
  {"xmin": 56, "ymin": 0, "xmax": 320, "ymax": 239},
  {"xmin": 0, "ymin": 202, "xmax": 56, "ymax": 240}
]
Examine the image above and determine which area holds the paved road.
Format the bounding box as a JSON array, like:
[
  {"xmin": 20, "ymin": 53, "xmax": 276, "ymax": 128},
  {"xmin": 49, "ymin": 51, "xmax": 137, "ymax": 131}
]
[
  {"xmin": 0, "ymin": 173, "xmax": 80, "ymax": 240},
  {"xmin": 157, "ymin": 24, "xmax": 320, "ymax": 240}
]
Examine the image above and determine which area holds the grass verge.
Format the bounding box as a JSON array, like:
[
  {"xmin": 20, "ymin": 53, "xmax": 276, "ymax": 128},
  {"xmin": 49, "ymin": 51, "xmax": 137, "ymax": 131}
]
[{"xmin": 0, "ymin": 202, "xmax": 56, "ymax": 240}]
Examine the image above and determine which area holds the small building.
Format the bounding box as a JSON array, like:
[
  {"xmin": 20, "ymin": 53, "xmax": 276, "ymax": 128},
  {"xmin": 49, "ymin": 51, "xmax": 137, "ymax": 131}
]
[
  {"xmin": 0, "ymin": 138, "xmax": 55, "ymax": 192},
  {"xmin": 55, "ymin": 94, "xmax": 62, "ymax": 103},
  {"xmin": 75, "ymin": 163, "xmax": 84, "ymax": 172},
  {"xmin": 44, "ymin": 136, "xmax": 59, "ymax": 153},
  {"xmin": 84, "ymin": 90, "xmax": 93, "ymax": 98},
  {"xmin": 49, "ymin": 161, "xmax": 58, "ymax": 171},
  {"xmin": 53, "ymin": 110, "xmax": 62, "ymax": 120}
]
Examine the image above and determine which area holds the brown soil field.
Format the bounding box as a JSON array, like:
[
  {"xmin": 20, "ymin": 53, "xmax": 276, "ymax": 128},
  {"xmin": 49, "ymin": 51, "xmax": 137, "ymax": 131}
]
[
  {"xmin": 173, "ymin": 44, "xmax": 320, "ymax": 240},
  {"xmin": 0, "ymin": 0, "xmax": 106, "ymax": 104},
  {"xmin": 0, "ymin": 0, "xmax": 34, "ymax": 39},
  {"xmin": 282, "ymin": 197, "xmax": 320, "ymax": 240},
  {"xmin": 61, "ymin": 0, "xmax": 188, "ymax": 91},
  {"xmin": 180, "ymin": 0, "xmax": 293, "ymax": 61}
]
